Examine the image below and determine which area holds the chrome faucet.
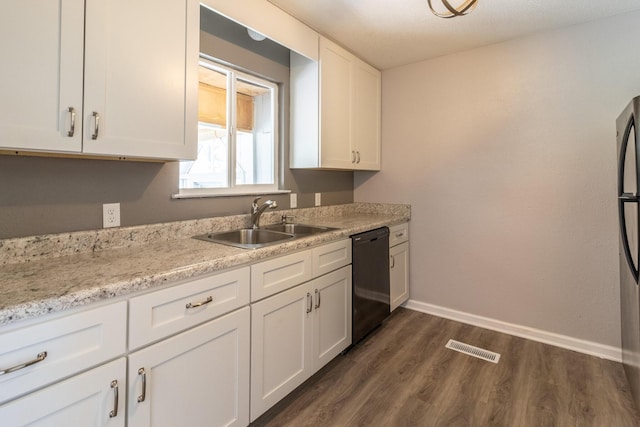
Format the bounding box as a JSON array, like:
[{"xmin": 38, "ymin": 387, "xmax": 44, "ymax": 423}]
[{"xmin": 251, "ymin": 197, "xmax": 278, "ymax": 229}]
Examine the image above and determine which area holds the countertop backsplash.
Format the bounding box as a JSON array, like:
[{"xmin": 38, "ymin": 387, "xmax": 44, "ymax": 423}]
[{"xmin": 0, "ymin": 203, "xmax": 410, "ymax": 266}]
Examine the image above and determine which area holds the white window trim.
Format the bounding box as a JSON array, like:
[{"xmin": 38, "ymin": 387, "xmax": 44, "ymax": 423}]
[
  {"xmin": 172, "ymin": 188, "xmax": 290, "ymax": 199},
  {"xmin": 175, "ymin": 56, "xmax": 280, "ymax": 198}
]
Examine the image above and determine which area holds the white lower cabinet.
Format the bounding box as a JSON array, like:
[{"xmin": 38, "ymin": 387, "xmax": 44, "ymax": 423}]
[
  {"xmin": 0, "ymin": 358, "xmax": 126, "ymax": 426},
  {"xmin": 389, "ymin": 223, "xmax": 410, "ymax": 311},
  {"xmin": 390, "ymin": 242, "xmax": 410, "ymax": 311},
  {"xmin": 127, "ymin": 306, "xmax": 250, "ymax": 427},
  {"xmin": 312, "ymin": 267, "xmax": 353, "ymax": 369},
  {"xmin": 250, "ymin": 266, "xmax": 352, "ymax": 421}
]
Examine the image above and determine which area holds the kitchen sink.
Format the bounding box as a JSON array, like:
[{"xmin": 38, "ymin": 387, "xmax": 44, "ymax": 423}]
[
  {"xmin": 262, "ymin": 223, "xmax": 337, "ymax": 235},
  {"xmin": 194, "ymin": 223, "xmax": 338, "ymax": 249},
  {"xmin": 193, "ymin": 228, "xmax": 295, "ymax": 249}
]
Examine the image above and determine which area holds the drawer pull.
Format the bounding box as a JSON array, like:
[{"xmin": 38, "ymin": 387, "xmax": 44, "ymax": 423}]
[
  {"xmin": 137, "ymin": 368, "xmax": 147, "ymax": 402},
  {"xmin": 109, "ymin": 380, "xmax": 119, "ymax": 418},
  {"xmin": 395, "ymin": 232, "xmax": 404, "ymax": 238},
  {"xmin": 185, "ymin": 296, "xmax": 213, "ymax": 309},
  {"xmin": 0, "ymin": 351, "xmax": 47, "ymax": 376}
]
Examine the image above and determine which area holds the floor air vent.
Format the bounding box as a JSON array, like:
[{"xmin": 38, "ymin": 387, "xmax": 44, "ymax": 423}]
[{"xmin": 445, "ymin": 339, "xmax": 501, "ymax": 363}]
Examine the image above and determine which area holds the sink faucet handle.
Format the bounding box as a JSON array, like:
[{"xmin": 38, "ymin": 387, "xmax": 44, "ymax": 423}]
[
  {"xmin": 252, "ymin": 196, "xmax": 262, "ymax": 205},
  {"xmin": 281, "ymin": 215, "xmax": 295, "ymax": 224}
]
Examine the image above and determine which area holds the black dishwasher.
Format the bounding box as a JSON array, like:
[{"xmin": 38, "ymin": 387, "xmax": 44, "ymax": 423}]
[{"xmin": 352, "ymin": 227, "xmax": 390, "ymax": 344}]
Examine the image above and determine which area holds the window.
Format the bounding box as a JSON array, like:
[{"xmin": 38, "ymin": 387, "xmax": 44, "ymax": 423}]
[{"xmin": 179, "ymin": 57, "xmax": 279, "ymax": 196}]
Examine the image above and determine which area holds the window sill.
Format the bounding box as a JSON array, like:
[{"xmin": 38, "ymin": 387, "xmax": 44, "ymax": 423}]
[{"xmin": 172, "ymin": 189, "xmax": 291, "ymax": 199}]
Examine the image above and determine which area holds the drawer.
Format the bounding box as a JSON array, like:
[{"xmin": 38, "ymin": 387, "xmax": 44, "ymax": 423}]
[
  {"xmin": 0, "ymin": 301, "xmax": 127, "ymax": 404},
  {"xmin": 389, "ymin": 222, "xmax": 409, "ymax": 246},
  {"xmin": 129, "ymin": 267, "xmax": 250, "ymax": 350},
  {"xmin": 311, "ymin": 239, "xmax": 351, "ymax": 278},
  {"xmin": 251, "ymin": 250, "xmax": 312, "ymax": 302}
]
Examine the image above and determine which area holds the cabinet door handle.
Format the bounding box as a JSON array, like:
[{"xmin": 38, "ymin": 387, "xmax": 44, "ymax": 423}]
[
  {"xmin": 306, "ymin": 292, "xmax": 312, "ymax": 314},
  {"xmin": 351, "ymin": 150, "xmax": 356, "ymax": 163},
  {"xmin": 0, "ymin": 351, "xmax": 47, "ymax": 376},
  {"xmin": 356, "ymin": 151, "xmax": 361, "ymax": 164},
  {"xmin": 314, "ymin": 289, "xmax": 321, "ymax": 309},
  {"xmin": 109, "ymin": 380, "xmax": 119, "ymax": 418},
  {"xmin": 390, "ymin": 255, "xmax": 395, "ymax": 269},
  {"xmin": 137, "ymin": 367, "xmax": 147, "ymax": 403},
  {"xmin": 91, "ymin": 112, "xmax": 100, "ymax": 140},
  {"xmin": 185, "ymin": 296, "xmax": 213, "ymax": 309},
  {"xmin": 67, "ymin": 107, "xmax": 76, "ymax": 137}
]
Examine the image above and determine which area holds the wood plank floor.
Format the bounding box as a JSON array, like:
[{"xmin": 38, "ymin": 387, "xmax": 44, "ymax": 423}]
[{"xmin": 251, "ymin": 308, "xmax": 640, "ymax": 427}]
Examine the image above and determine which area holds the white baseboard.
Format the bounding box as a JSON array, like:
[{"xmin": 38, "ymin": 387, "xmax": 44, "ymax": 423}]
[{"xmin": 403, "ymin": 299, "xmax": 622, "ymax": 363}]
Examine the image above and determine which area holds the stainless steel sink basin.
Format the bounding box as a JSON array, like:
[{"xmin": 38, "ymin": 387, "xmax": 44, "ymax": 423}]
[
  {"xmin": 262, "ymin": 223, "xmax": 337, "ymax": 235},
  {"xmin": 193, "ymin": 228, "xmax": 295, "ymax": 249}
]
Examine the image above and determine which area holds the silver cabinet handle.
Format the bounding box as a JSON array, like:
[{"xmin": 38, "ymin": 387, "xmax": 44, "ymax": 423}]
[
  {"xmin": 395, "ymin": 232, "xmax": 404, "ymax": 238},
  {"xmin": 67, "ymin": 107, "xmax": 76, "ymax": 137},
  {"xmin": 109, "ymin": 380, "xmax": 119, "ymax": 418},
  {"xmin": 390, "ymin": 255, "xmax": 395, "ymax": 269},
  {"xmin": 351, "ymin": 151, "xmax": 356, "ymax": 163},
  {"xmin": 137, "ymin": 368, "xmax": 147, "ymax": 402},
  {"xmin": 356, "ymin": 151, "xmax": 361, "ymax": 164},
  {"xmin": 185, "ymin": 296, "xmax": 213, "ymax": 309},
  {"xmin": 0, "ymin": 351, "xmax": 47, "ymax": 376},
  {"xmin": 91, "ymin": 112, "xmax": 100, "ymax": 140},
  {"xmin": 314, "ymin": 289, "xmax": 321, "ymax": 309},
  {"xmin": 306, "ymin": 292, "xmax": 312, "ymax": 314}
]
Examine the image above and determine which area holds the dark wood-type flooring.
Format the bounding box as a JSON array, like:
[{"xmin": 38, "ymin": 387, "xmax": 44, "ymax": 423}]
[{"xmin": 251, "ymin": 308, "xmax": 640, "ymax": 427}]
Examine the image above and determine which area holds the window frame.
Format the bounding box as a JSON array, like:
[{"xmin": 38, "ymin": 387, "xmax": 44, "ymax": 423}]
[{"xmin": 176, "ymin": 55, "xmax": 282, "ymax": 198}]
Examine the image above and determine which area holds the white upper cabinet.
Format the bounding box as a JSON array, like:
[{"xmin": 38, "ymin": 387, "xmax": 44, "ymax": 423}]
[
  {"xmin": 0, "ymin": 0, "xmax": 85, "ymax": 153},
  {"xmin": 290, "ymin": 37, "xmax": 381, "ymax": 171},
  {"xmin": 82, "ymin": 0, "xmax": 198, "ymax": 160},
  {"xmin": 351, "ymin": 59, "xmax": 382, "ymax": 170},
  {"xmin": 0, "ymin": 0, "xmax": 198, "ymax": 161}
]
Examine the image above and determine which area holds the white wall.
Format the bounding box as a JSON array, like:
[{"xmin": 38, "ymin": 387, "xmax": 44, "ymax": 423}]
[{"xmin": 355, "ymin": 10, "xmax": 640, "ymax": 349}]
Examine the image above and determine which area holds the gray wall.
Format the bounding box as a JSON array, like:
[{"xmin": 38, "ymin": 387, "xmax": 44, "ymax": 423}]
[
  {"xmin": 0, "ymin": 9, "xmax": 353, "ymax": 239},
  {"xmin": 355, "ymin": 10, "xmax": 640, "ymax": 349}
]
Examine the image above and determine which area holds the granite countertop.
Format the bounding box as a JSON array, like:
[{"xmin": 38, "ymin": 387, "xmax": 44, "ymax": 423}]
[{"xmin": 0, "ymin": 203, "xmax": 410, "ymax": 327}]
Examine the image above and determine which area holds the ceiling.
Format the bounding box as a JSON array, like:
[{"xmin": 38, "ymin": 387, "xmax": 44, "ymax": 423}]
[{"xmin": 267, "ymin": 0, "xmax": 640, "ymax": 70}]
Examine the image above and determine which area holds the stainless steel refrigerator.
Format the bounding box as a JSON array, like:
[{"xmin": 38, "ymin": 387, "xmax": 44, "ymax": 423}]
[{"xmin": 618, "ymin": 96, "xmax": 640, "ymax": 409}]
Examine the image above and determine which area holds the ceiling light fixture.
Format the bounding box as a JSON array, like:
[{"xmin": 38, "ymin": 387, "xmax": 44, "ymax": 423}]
[
  {"xmin": 247, "ymin": 28, "xmax": 266, "ymax": 42},
  {"xmin": 427, "ymin": 0, "xmax": 478, "ymax": 18}
]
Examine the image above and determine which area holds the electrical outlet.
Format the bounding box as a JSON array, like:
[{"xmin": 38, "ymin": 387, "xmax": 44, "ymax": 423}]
[
  {"xmin": 290, "ymin": 193, "xmax": 298, "ymax": 209},
  {"xmin": 103, "ymin": 203, "xmax": 120, "ymax": 228},
  {"xmin": 315, "ymin": 193, "xmax": 321, "ymax": 207}
]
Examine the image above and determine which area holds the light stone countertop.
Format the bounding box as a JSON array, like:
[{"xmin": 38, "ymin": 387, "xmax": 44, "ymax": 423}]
[{"xmin": 0, "ymin": 203, "xmax": 410, "ymax": 326}]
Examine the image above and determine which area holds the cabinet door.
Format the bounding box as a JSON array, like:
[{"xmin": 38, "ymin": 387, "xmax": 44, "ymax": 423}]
[
  {"xmin": 352, "ymin": 60, "xmax": 381, "ymax": 171},
  {"xmin": 390, "ymin": 242, "xmax": 410, "ymax": 311},
  {"xmin": 128, "ymin": 307, "xmax": 250, "ymax": 427},
  {"xmin": 0, "ymin": 358, "xmax": 126, "ymax": 427},
  {"xmin": 319, "ymin": 38, "xmax": 353, "ymax": 169},
  {"xmin": 83, "ymin": 0, "xmax": 198, "ymax": 160},
  {"xmin": 312, "ymin": 266, "xmax": 352, "ymax": 371},
  {"xmin": 0, "ymin": 0, "xmax": 84, "ymax": 153},
  {"xmin": 250, "ymin": 283, "xmax": 313, "ymax": 421}
]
